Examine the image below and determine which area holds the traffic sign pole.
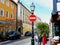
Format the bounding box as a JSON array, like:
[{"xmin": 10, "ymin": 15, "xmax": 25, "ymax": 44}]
[
  {"xmin": 31, "ymin": 22, "xmax": 34, "ymax": 45},
  {"xmin": 29, "ymin": 13, "xmax": 36, "ymax": 45}
]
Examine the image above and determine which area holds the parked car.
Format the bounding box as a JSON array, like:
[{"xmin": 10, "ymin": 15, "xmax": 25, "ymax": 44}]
[
  {"xmin": 25, "ymin": 31, "xmax": 32, "ymax": 36},
  {"xmin": 6, "ymin": 31, "xmax": 21, "ymax": 40}
]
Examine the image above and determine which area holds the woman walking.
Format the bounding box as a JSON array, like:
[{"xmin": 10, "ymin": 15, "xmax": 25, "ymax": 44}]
[
  {"xmin": 38, "ymin": 31, "xmax": 42, "ymax": 45},
  {"xmin": 42, "ymin": 34, "xmax": 47, "ymax": 45}
]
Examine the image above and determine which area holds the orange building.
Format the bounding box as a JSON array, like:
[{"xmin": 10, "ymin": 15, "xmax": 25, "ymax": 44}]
[{"xmin": 0, "ymin": 0, "xmax": 17, "ymax": 32}]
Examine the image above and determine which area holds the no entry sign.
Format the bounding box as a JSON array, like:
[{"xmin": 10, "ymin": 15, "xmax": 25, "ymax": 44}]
[{"xmin": 29, "ymin": 14, "xmax": 36, "ymax": 22}]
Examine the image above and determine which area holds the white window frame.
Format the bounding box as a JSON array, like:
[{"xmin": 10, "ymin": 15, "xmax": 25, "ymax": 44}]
[
  {"xmin": 6, "ymin": 11, "xmax": 9, "ymax": 18},
  {"xmin": 0, "ymin": 8, "xmax": 4, "ymax": 16},
  {"xmin": 1, "ymin": 0, "xmax": 4, "ymax": 4},
  {"xmin": 11, "ymin": 3, "xmax": 14, "ymax": 8},
  {"xmin": 6, "ymin": 0, "xmax": 9, "ymax": 6}
]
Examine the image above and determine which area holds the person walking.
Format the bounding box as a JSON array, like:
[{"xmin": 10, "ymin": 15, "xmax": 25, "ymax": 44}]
[
  {"xmin": 42, "ymin": 34, "xmax": 47, "ymax": 45},
  {"xmin": 37, "ymin": 31, "xmax": 42, "ymax": 45}
]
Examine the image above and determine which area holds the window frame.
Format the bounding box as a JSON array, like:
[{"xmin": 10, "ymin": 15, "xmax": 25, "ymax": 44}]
[
  {"xmin": 1, "ymin": 0, "xmax": 4, "ymax": 4},
  {"xmin": 6, "ymin": 11, "xmax": 9, "ymax": 18},
  {"xmin": 0, "ymin": 8, "xmax": 4, "ymax": 16},
  {"xmin": 11, "ymin": 3, "xmax": 14, "ymax": 9},
  {"xmin": 6, "ymin": 0, "xmax": 9, "ymax": 6}
]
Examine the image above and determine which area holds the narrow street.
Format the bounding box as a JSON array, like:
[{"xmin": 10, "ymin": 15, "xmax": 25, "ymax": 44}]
[
  {"xmin": 0, "ymin": 0, "xmax": 60, "ymax": 45},
  {"xmin": 0, "ymin": 37, "xmax": 50, "ymax": 45},
  {"xmin": 0, "ymin": 37, "xmax": 37, "ymax": 45}
]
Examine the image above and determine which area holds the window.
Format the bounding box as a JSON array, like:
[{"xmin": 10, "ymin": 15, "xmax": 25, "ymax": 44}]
[
  {"xmin": 58, "ymin": 0, "xmax": 60, "ymax": 2},
  {"xmin": 0, "ymin": 9, "xmax": 4, "ymax": 16},
  {"xmin": 6, "ymin": 11, "xmax": 9, "ymax": 17},
  {"xmin": 20, "ymin": 6, "xmax": 22, "ymax": 20},
  {"xmin": 11, "ymin": 3, "xmax": 14, "ymax": 8},
  {"xmin": 6, "ymin": 0, "xmax": 9, "ymax": 6},
  {"xmin": 11, "ymin": 13, "xmax": 14, "ymax": 18},
  {"xmin": 1, "ymin": 0, "xmax": 4, "ymax": 4}
]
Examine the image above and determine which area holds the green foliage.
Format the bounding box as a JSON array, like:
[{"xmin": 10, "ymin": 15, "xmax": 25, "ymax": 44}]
[{"xmin": 36, "ymin": 22, "xmax": 49, "ymax": 36}]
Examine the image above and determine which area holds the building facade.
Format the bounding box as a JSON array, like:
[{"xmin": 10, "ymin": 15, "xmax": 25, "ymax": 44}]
[
  {"xmin": 0, "ymin": 0, "xmax": 17, "ymax": 33},
  {"xmin": 17, "ymin": 1, "xmax": 32, "ymax": 35}
]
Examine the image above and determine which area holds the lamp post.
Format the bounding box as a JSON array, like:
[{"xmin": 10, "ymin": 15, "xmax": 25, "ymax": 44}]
[{"xmin": 30, "ymin": 3, "xmax": 35, "ymax": 45}]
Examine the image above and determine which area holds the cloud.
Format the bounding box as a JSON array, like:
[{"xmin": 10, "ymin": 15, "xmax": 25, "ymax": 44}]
[{"xmin": 40, "ymin": 14, "xmax": 51, "ymax": 24}]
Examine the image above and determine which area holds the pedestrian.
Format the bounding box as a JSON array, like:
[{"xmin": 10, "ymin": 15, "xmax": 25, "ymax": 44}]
[
  {"xmin": 42, "ymin": 34, "xmax": 47, "ymax": 45},
  {"xmin": 37, "ymin": 31, "xmax": 42, "ymax": 45}
]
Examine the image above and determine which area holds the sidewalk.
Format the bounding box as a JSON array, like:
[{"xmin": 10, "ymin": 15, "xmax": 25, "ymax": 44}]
[
  {"xmin": 45, "ymin": 41, "xmax": 50, "ymax": 45},
  {"xmin": 35, "ymin": 41, "xmax": 50, "ymax": 45}
]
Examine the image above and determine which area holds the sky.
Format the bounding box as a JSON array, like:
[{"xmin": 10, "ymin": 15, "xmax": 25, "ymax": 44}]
[{"xmin": 14, "ymin": 0, "xmax": 53, "ymax": 24}]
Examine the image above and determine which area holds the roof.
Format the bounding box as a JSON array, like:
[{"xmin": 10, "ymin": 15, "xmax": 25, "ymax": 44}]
[
  {"xmin": 10, "ymin": 0, "xmax": 17, "ymax": 5},
  {"xmin": 18, "ymin": 1, "xmax": 31, "ymax": 13}
]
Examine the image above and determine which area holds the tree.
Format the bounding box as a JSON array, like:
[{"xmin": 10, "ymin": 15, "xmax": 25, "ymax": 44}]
[
  {"xmin": 36, "ymin": 22, "xmax": 50, "ymax": 45},
  {"xmin": 36, "ymin": 22, "xmax": 49, "ymax": 36}
]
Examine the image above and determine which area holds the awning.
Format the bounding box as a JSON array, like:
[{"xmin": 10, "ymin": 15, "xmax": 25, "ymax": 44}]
[{"xmin": 0, "ymin": 21, "xmax": 6, "ymax": 24}]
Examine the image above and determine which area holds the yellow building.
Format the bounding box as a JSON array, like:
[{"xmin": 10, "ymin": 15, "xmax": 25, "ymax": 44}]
[
  {"xmin": 22, "ymin": 6, "xmax": 32, "ymax": 34},
  {"xmin": 18, "ymin": 1, "xmax": 32, "ymax": 35},
  {"xmin": 0, "ymin": 0, "xmax": 17, "ymax": 32}
]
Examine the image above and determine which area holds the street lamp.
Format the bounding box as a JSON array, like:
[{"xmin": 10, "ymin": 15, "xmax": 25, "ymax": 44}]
[
  {"xmin": 30, "ymin": 2, "xmax": 35, "ymax": 45},
  {"xmin": 30, "ymin": 3, "xmax": 35, "ymax": 14}
]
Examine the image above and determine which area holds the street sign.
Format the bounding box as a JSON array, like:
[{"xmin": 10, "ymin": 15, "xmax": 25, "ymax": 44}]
[{"xmin": 29, "ymin": 14, "xmax": 36, "ymax": 22}]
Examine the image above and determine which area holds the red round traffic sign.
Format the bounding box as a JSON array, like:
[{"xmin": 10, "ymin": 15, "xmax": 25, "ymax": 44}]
[{"xmin": 29, "ymin": 14, "xmax": 36, "ymax": 22}]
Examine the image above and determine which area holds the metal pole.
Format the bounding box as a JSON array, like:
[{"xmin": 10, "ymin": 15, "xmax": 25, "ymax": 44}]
[
  {"xmin": 31, "ymin": 22, "xmax": 35, "ymax": 45},
  {"xmin": 30, "ymin": 2, "xmax": 35, "ymax": 45}
]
